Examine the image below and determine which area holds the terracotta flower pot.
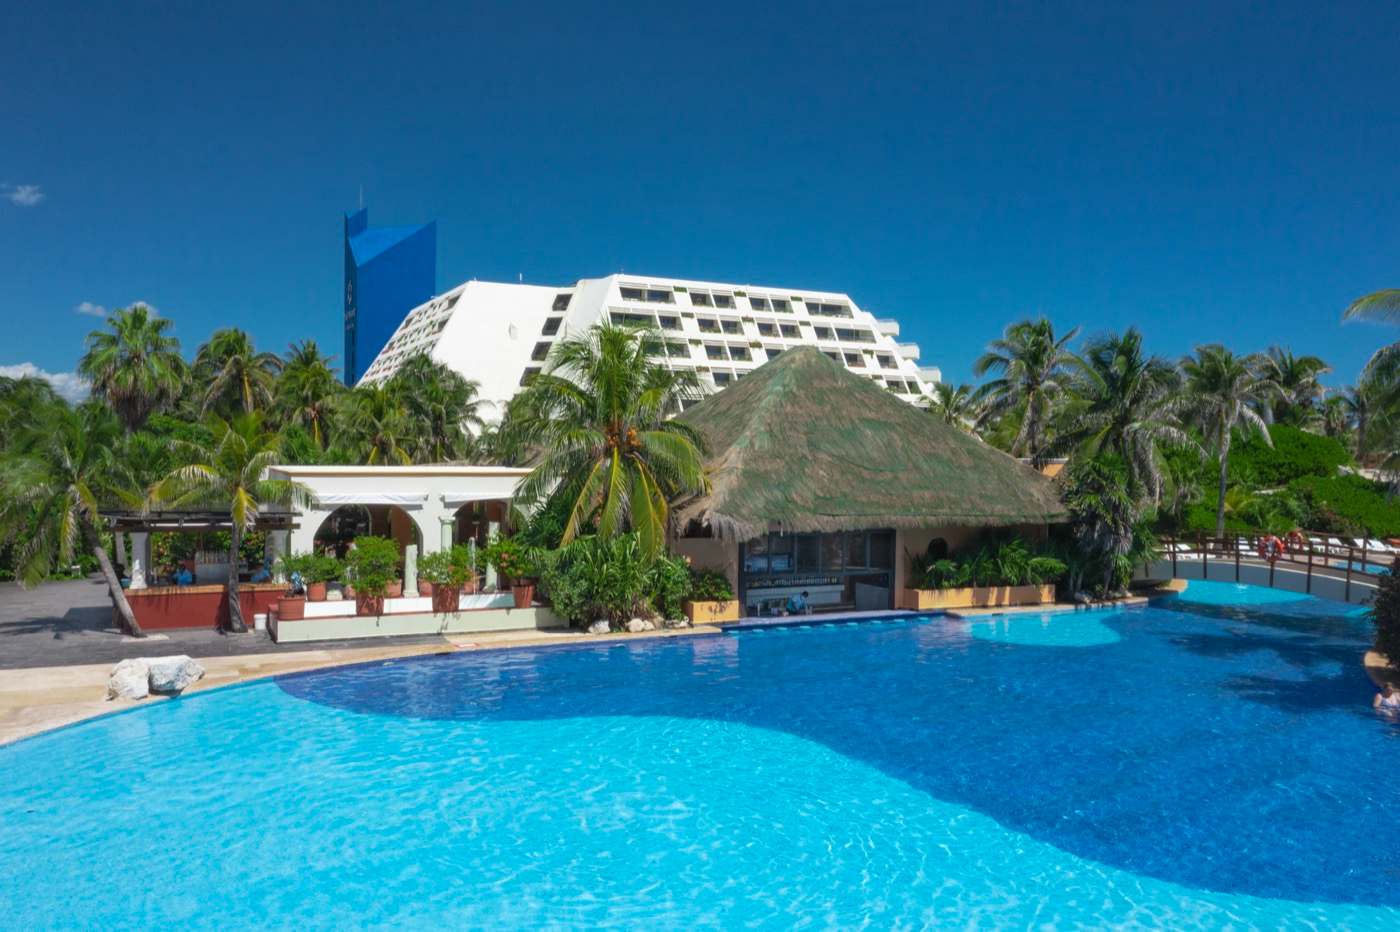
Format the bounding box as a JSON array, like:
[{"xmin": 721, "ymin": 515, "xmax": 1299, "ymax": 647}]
[
  {"xmin": 306, "ymin": 581, "xmax": 327, "ymax": 602},
  {"xmin": 431, "ymin": 583, "xmax": 461, "ymax": 613},
  {"xmin": 355, "ymin": 592, "xmax": 384, "ymax": 616},
  {"xmin": 385, "ymin": 580, "xmax": 404, "ymax": 599},
  {"xmin": 512, "ymin": 582, "xmax": 536, "ymax": 609},
  {"xmin": 278, "ymin": 595, "xmax": 306, "ymax": 620},
  {"xmin": 417, "ymin": 579, "xmax": 433, "ymax": 597}
]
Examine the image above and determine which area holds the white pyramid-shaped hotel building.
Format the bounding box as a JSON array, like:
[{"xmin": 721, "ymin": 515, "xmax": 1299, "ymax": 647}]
[{"xmin": 357, "ymin": 273, "xmax": 940, "ymax": 417}]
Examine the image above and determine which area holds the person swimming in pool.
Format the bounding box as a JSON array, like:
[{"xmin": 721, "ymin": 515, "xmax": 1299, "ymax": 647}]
[{"xmin": 1375, "ymin": 684, "xmax": 1400, "ymax": 715}]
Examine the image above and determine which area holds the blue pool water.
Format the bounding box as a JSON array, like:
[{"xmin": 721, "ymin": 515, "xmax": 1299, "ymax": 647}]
[{"xmin": 2, "ymin": 580, "xmax": 1398, "ymax": 928}]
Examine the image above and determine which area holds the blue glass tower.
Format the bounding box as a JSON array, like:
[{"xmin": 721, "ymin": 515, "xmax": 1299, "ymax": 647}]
[{"xmin": 343, "ymin": 208, "xmax": 436, "ymax": 384}]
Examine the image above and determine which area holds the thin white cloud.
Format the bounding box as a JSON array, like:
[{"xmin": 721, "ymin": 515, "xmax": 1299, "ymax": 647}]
[
  {"xmin": 0, "ymin": 362, "xmax": 90, "ymax": 402},
  {"xmin": 74, "ymin": 301, "xmax": 108, "ymax": 317},
  {"xmin": 3, "ymin": 184, "xmax": 44, "ymax": 207}
]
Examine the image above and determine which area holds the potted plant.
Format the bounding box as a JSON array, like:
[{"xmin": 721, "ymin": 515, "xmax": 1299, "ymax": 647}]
[
  {"xmin": 420, "ymin": 544, "xmax": 475, "ymax": 613},
  {"xmin": 484, "ymin": 535, "xmax": 534, "ymax": 605},
  {"xmin": 683, "ymin": 568, "xmax": 739, "ymax": 623},
  {"xmin": 343, "ymin": 536, "xmax": 399, "ymax": 616},
  {"xmin": 304, "ymin": 553, "xmax": 341, "ymax": 602},
  {"xmin": 274, "ymin": 552, "xmax": 308, "ymax": 619}
]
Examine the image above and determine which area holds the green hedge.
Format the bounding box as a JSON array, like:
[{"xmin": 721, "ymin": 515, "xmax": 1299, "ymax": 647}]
[
  {"xmin": 1288, "ymin": 474, "xmax": 1400, "ymax": 538},
  {"xmin": 1230, "ymin": 425, "xmax": 1351, "ymax": 487}
]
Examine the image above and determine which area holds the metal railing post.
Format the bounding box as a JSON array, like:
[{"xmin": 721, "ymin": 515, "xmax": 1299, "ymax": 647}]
[
  {"xmin": 1306, "ymin": 545, "xmax": 1313, "ymax": 594},
  {"xmin": 1234, "ymin": 536, "xmax": 1241, "ymax": 582}
]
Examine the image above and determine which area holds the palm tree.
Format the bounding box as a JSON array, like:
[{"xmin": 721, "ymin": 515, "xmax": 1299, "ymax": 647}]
[
  {"xmin": 1344, "ymin": 290, "xmax": 1400, "ymax": 321},
  {"xmin": 925, "ymin": 382, "xmax": 980, "ymax": 431},
  {"xmin": 1181, "ymin": 345, "xmax": 1274, "ymax": 538},
  {"xmin": 336, "ymin": 383, "xmax": 413, "ymax": 465},
  {"xmin": 973, "ymin": 317, "xmax": 1079, "ymax": 468},
  {"xmin": 78, "ymin": 304, "xmax": 186, "ymax": 431},
  {"xmin": 274, "ymin": 340, "xmax": 342, "ymax": 447},
  {"xmin": 1057, "ymin": 328, "xmax": 1192, "ymax": 503},
  {"xmin": 0, "ymin": 375, "xmax": 64, "ymax": 451},
  {"xmin": 512, "ymin": 322, "xmax": 708, "ymax": 558},
  {"xmin": 1257, "ymin": 346, "xmax": 1329, "ymax": 426},
  {"xmin": 386, "ymin": 354, "xmax": 487, "ymax": 462},
  {"xmin": 152, "ymin": 413, "xmax": 309, "ymax": 632},
  {"xmin": 194, "ymin": 328, "xmax": 281, "ymax": 416},
  {"xmin": 0, "ymin": 403, "xmax": 145, "ymax": 635},
  {"xmin": 1319, "ymin": 394, "xmax": 1352, "ymax": 442}
]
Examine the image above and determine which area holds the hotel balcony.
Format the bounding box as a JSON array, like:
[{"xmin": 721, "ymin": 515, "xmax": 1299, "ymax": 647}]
[
  {"xmin": 896, "ymin": 342, "xmax": 921, "ymax": 361},
  {"xmin": 918, "ymin": 366, "xmax": 942, "ymax": 383},
  {"xmin": 875, "ymin": 318, "xmax": 900, "ymax": 337}
]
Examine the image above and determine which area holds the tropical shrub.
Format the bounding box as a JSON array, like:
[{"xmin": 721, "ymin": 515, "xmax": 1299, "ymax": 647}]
[
  {"xmin": 1229, "ymin": 424, "xmax": 1351, "ymax": 487},
  {"xmin": 688, "ymin": 568, "xmax": 734, "ymax": 602},
  {"xmin": 536, "ymin": 534, "xmax": 672, "ymax": 627},
  {"xmin": 648, "ymin": 553, "xmax": 692, "ymax": 620},
  {"xmin": 1288, "ymin": 474, "xmax": 1400, "ymax": 538},
  {"xmin": 343, "ymin": 536, "xmax": 400, "ymax": 597},
  {"xmin": 418, "ymin": 545, "xmax": 475, "ymax": 587},
  {"xmin": 907, "ymin": 536, "xmax": 1066, "ymax": 589},
  {"xmin": 483, "ymin": 534, "xmax": 536, "ymax": 582},
  {"xmin": 1370, "ymin": 570, "xmax": 1400, "ymax": 663}
]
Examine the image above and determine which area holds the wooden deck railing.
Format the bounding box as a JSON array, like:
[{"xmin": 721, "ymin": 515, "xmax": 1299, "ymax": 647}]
[{"xmin": 1158, "ymin": 532, "xmax": 1393, "ymax": 602}]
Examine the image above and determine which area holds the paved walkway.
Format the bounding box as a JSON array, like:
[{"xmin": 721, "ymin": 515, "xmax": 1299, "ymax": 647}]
[{"xmin": 0, "ymin": 578, "xmax": 449, "ymax": 670}]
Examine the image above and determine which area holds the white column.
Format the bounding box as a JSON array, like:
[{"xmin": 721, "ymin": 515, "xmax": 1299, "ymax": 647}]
[
  {"xmin": 485, "ymin": 519, "xmax": 500, "ymax": 590},
  {"xmin": 403, "ymin": 544, "xmax": 418, "ymax": 595},
  {"xmin": 267, "ymin": 529, "xmax": 289, "ymax": 581},
  {"xmin": 128, "ymin": 531, "xmax": 149, "ymax": 590},
  {"xmin": 113, "ymin": 531, "xmax": 128, "ymax": 573},
  {"xmin": 439, "ymin": 514, "xmax": 455, "ymax": 552}
]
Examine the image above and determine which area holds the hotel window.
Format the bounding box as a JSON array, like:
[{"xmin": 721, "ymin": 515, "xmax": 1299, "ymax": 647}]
[
  {"xmin": 519, "ymin": 367, "xmax": 542, "ymax": 386},
  {"xmin": 836, "ymin": 328, "xmax": 874, "ymax": 343},
  {"xmin": 692, "ymin": 292, "xmax": 713, "ymax": 307},
  {"xmin": 666, "ymin": 341, "xmax": 690, "ymax": 358},
  {"xmin": 720, "ymin": 319, "xmax": 741, "ymax": 335},
  {"xmin": 780, "ymin": 323, "xmax": 800, "ymax": 338},
  {"xmin": 542, "ymin": 317, "xmax": 563, "ymax": 336},
  {"xmin": 610, "ymin": 312, "xmax": 651, "ymax": 327},
  {"xmin": 620, "ymin": 286, "xmax": 646, "ymax": 301},
  {"xmin": 658, "ymin": 314, "xmax": 681, "ymax": 330},
  {"xmin": 552, "ymin": 293, "xmax": 572, "ymax": 311},
  {"xmin": 705, "ymin": 344, "xmax": 727, "ymax": 360},
  {"xmin": 713, "ymin": 371, "xmax": 733, "ymax": 386},
  {"xmin": 764, "ymin": 346, "xmax": 784, "ymax": 360},
  {"xmin": 806, "ymin": 301, "xmax": 852, "ymax": 318},
  {"xmin": 757, "ymin": 321, "xmax": 778, "ymax": 337},
  {"xmin": 647, "ymin": 288, "xmax": 673, "ymax": 303},
  {"xmin": 888, "ymin": 380, "xmax": 908, "ymax": 394},
  {"xmin": 729, "ymin": 345, "xmax": 752, "ymax": 361},
  {"xmin": 876, "ymin": 354, "xmax": 897, "ymax": 370},
  {"xmin": 813, "ymin": 326, "xmax": 834, "ymax": 340},
  {"xmin": 771, "ymin": 298, "xmax": 792, "ymax": 313},
  {"xmin": 749, "ymin": 296, "xmax": 771, "ymax": 312},
  {"xmin": 697, "ymin": 317, "xmax": 721, "ymax": 334},
  {"xmin": 713, "ymin": 293, "xmax": 736, "ymax": 309},
  {"xmin": 844, "ymin": 353, "xmax": 865, "ymax": 367},
  {"xmin": 822, "ymin": 350, "xmax": 841, "ymax": 362}
]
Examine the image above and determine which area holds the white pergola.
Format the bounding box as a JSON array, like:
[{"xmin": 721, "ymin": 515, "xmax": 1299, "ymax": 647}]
[{"xmin": 266, "ymin": 464, "xmax": 532, "ymax": 558}]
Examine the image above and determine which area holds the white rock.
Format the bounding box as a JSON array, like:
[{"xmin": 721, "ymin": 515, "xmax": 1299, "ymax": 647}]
[
  {"xmin": 325, "ymin": 589, "xmax": 344, "ymax": 601},
  {"xmin": 147, "ymin": 655, "xmax": 205, "ymax": 694},
  {"xmin": 587, "ymin": 620, "xmax": 611, "ymax": 635},
  {"xmin": 625, "ymin": 618, "xmax": 656, "ymax": 633},
  {"xmin": 107, "ymin": 658, "xmax": 150, "ymax": 701},
  {"xmin": 662, "ymin": 617, "xmax": 691, "ymax": 629}
]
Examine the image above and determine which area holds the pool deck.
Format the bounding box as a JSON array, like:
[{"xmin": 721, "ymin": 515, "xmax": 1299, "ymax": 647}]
[{"xmin": 0, "ymin": 623, "xmax": 723, "ymax": 747}]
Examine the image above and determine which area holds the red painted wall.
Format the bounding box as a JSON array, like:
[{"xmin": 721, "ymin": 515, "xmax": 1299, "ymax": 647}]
[{"xmin": 125, "ymin": 584, "xmax": 286, "ymax": 630}]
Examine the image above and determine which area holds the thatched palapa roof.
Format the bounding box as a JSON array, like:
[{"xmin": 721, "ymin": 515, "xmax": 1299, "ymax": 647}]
[{"xmin": 674, "ymin": 347, "xmax": 1066, "ymax": 541}]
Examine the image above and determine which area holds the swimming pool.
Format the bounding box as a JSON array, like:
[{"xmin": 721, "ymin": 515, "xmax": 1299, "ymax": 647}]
[{"xmin": 1, "ymin": 580, "xmax": 1397, "ymax": 927}]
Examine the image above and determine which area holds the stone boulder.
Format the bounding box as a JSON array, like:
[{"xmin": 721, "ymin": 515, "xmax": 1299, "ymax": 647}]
[
  {"xmin": 147, "ymin": 655, "xmax": 205, "ymax": 694},
  {"xmin": 661, "ymin": 617, "xmax": 691, "ymax": 629},
  {"xmin": 586, "ymin": 619, "xmax": 611, "ymax": 635},
  {"xmin": 107, "ymin": 659, "xmax": 150, "ymax": 701},
  {"xmin": 625, "ymin": 618, "xmax": 656, "ymax": 633}
]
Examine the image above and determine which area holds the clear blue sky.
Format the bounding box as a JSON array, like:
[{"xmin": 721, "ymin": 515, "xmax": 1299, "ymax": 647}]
[{"xmin": 2, "ymin": 1, "xmax": 1398, "ymax": 399}]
